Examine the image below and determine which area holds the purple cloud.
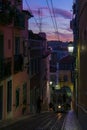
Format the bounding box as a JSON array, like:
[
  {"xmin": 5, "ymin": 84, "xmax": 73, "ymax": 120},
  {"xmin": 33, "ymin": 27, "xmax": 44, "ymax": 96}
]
[
  {"xmin": 27, "ymin": 5, "xmax": 73, "ymax": 41},
  {"xmin": 54, "ymin": 8, "xmax": 72, "ymax": 19},
  {"xmin": 66, "ymin": 27, "xmax": 73, "ymax": 32},
  {"xmin": 29, "ymin": 6, "xmax": 72, "ymax": 20},
  {"xmin": 30, "ymin": 8, "xmax": 47, "ymax": 17}
]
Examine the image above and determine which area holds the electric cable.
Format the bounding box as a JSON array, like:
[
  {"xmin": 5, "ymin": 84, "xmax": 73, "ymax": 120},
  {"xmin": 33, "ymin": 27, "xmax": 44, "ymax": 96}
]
[
  {"xmin": 46, "ymin": 0, "xmax": 58, "ymax": 39},
  {"xmin": 50, "ymin": 0, "xmax": 60, "ymax": 41},
  {"xmin": 24, "ymin": 0, "xmax": 40, "ymax": 30}
]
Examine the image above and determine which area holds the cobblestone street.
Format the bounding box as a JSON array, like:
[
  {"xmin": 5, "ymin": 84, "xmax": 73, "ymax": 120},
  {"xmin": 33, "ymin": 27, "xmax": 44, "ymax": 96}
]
[
  {"xmin": 0, "ymin": 110, "xmax": 82, "ymax": 130},
  {"xmin": 0, "ymin": 112, "xmax": 65, "ymax": 130}
]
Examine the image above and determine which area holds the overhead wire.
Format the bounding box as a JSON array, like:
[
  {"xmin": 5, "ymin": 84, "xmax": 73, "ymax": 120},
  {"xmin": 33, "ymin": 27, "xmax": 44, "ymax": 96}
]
[
  {"xmin": 24, "ymin": 0, "xmax": 40, "ymax": 30},
  {"xmin": 50, "ymin": 0, "xmax": 60, "ymax": 41},
  {"xmin": 45, "ymin": 0, "xmax": 58, "ymax": 39},
  {"xmin": 24, "ymin": 0, "xmax": 60, "ymax": 40}
]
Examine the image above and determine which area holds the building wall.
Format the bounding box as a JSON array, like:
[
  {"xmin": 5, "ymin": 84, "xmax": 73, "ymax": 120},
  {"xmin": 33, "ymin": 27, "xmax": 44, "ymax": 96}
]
[
  {"xmin": 0, "ymin": 26, "xmax": 13, "ymax": 58},
  {"xmin": 78, "ymin": 0, "xmax": 87, "ymax": 107},
  {"xmin": 12, "ymin": 71, "xmax": 30, "ymax": 117},
  {"xmin": 29, "ymin": 32, "xmax": 50, "ymax": 112},
  {"xmin": 73, "ymin": 0, "xmax": 87, "ymax": 129},
  {"xmin": 0, "ymin": 0, "xmax": 31, "ymax": 120},
  {"xmin": 59, "ymin": 70, "xmax": 73, "ymax": 92}
]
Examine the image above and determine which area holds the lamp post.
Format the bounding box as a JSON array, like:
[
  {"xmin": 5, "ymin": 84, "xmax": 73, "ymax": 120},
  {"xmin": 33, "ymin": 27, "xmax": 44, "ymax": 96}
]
[
  {"xmin": 68, "ymin": 42, "xmax": 76, "ymax": 110},
  {"xmin": 50, "ymin": 81, "xmax": 52, "ymax": 85},
  {"xmin": 49, "ymin": 81, "xmax": 55, "ymax": 103},
  {"xmin": 68, "ymin": 42, "xmax": 78, "ymax": 115},
  {"xmin": 68, "ymin": 42, "xmax": 74, "ymax": 54}
]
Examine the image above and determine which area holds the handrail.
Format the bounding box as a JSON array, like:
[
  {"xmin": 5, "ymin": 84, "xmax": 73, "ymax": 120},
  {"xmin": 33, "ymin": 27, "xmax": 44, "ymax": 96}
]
[{"xmin": 77, "ymin": 104, "xmax": 87, "ymax": 113}]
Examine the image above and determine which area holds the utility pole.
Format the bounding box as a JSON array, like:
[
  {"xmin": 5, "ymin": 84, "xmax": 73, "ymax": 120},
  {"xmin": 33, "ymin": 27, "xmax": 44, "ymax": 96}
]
[{"xmin": 38, "ymin": 8, "xmax": 42, "ymax": 32}]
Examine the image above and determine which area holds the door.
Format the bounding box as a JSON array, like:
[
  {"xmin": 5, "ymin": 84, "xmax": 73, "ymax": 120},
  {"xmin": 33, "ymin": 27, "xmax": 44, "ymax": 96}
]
[{"xmin": 0, "ymin": 85, "xmax": 3, "ymax": 120}]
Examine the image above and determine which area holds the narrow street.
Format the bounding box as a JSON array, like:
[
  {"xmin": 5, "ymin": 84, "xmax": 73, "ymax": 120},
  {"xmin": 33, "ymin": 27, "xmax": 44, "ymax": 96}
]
[
  {"xmin": 1, "ymin": 0, "xmax": 87, "ymax": 129},
  {"xmin": 0, "ymin": 112, "xmax": 66, "ymax": 130}
]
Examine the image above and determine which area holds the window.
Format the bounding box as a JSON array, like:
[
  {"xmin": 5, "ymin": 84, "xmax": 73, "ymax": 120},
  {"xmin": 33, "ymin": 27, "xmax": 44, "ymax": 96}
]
[
  {"xmin": 63, "ymin": 75, "xmax": 68, "ymax": 82},
  {"xmin": 7, "ymin": 80, "xmax": 12, "ymax": 112},
  {"xmin": 16, "ymin": 88, "xmax": 20, "ymax": 107},
  {"xmin": 14, "ymin": 13, "xmax": 25, "ymax": 28},
  {"xmin": 8, "ymin": 39, "xmax": 11, "ymax": 49},
  {"xmin": 0, "ymin": 34, "xmax": 4, "ymax": 58},
  {"xmin": 15, "ymin": 37, "xmax": 20, "ymax": 55},
  {"xmin": 23, "ymin": 83, "xmax": 27, "ymax": 105},
  {"xmin": 0, "ymin": 1, "xmax": 2, "ymax": 10},
  {"xmin": 23, "ymin": 41, "xmax": 26, "ymax": 56},
  {"xmin": 15, "ymin": 0, "xmax": 22, "ymax": 4}
]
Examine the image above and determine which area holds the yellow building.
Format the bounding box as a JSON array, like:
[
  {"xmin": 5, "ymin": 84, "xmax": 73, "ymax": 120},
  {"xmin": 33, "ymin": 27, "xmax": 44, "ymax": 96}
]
[
  {"xmin": 72, "ymin": 0, "xmax": 87, "ymax": 129},
  {"xmin": 58, "ymin": 55, "xmax": 75, "ymax": 107}
]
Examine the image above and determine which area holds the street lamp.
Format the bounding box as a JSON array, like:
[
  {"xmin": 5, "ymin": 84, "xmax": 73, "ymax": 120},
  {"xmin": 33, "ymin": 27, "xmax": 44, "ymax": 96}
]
[
  {"xmin": 68, "ymin": 42, "xmax": 78, "ymax": 112},
  {"xmin": 68, "ymin": 42, "xmax": 74, "ymax": 54},
  {"xmin": 50, "ymin": 81, "xmax": 52, "ymax": 85}
]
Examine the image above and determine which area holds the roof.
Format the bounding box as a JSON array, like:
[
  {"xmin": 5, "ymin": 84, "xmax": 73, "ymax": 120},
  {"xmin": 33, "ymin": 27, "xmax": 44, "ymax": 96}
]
[
  {"xmin": 28, "ymin": 30, "xmax": 46, "ymax": 40},
  {"xmin": 59, "ymin": 55, "xmax": 75, "ymax": 64},
  {"xmin": 42, "ymin": 50, "xmax": 51, "ymax": 58},
  {"xmin": 22, "ymin": 10, "xmax": 33, "ymax": 18}
]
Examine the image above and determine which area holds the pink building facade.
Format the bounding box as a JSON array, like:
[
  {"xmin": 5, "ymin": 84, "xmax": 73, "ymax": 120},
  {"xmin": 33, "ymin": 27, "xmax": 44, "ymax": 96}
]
[{"xmin": 0, "ymin": 0, "xmax": 32, "ymax": 120}]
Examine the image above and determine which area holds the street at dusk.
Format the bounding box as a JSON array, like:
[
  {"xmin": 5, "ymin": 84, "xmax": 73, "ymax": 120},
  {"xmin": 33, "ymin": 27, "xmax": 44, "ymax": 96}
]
[
  {"xmin": 0, "ymin": 0, "xmax": 87, "ymax": 130},
  {"xmin": 0, "ymin": 112, "xmax": 66, "ymax": 130}
]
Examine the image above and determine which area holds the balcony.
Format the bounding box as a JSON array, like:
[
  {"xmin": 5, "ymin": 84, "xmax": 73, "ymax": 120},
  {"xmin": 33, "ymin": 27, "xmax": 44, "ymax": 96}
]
[
  {"xmin": 70, "ymin": 18, "xmax": 77, "ymax": 30},
  {"xmin": 14, "ymin": 12, "xmax": 25, "ymax": 29},
  {"xmin": 0, "ymin": 58, "xmax": 12, "ymax": 81},
  {"xmin": 14, "ymin": 54, "xmax": 23, "ymax": 73},
  {"xmin": 73, "ymin": 3, "xmax": 76, "ymax": 14},
  {"xmin": 0, "ymin": 1, "xmax": 12, "ymax": 25},
  {"xmin": 0, "ymin": 12, "xmax": 12, "ymax": 25},
  {"xmin": 15, "ymin": 0, "xmax": 22, "ymax": 5},
  {"xmin": 0, "ymin": 2, "xmax": 25, "ymax": 26}
]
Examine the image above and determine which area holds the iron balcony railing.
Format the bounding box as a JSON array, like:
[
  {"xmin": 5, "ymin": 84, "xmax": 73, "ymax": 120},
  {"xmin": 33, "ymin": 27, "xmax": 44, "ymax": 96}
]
[
  {"xmin": 0, "ymin": 58, "xmax": 12, "ymax": 81},
  {"xmin": 14, "ymin": 13, "xmax": 25, "ymax": 29}
]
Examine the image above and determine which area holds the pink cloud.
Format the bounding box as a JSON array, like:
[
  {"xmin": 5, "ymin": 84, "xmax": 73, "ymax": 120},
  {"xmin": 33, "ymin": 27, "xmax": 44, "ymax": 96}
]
[{"xmin": 47, "ymin": 31, "xmax": 73, "ymax": 42}]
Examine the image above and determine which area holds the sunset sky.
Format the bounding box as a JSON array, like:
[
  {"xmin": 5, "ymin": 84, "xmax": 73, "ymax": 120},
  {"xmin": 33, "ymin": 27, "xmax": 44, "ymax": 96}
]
[{"xmin": 23, "ymin": 0, "xmax": 73, "ymax": 42}]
